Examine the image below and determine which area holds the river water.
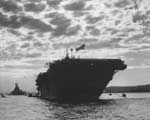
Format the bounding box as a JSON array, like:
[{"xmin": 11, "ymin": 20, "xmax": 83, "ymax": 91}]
[{"xmin": 1, "ymin": 93, "xmax": 150, "ymax": 120}]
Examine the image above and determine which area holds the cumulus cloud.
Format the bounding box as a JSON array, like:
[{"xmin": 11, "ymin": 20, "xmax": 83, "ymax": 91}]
[
  {"xmin": 89, "ymin": 28, "xmax": 100, "ymax": 36},
  {"xmin": 45, "ymin": 12, "xmax": 58, "ymax": 18},
  {"xmin": 86, "ymin": 42, "xmax": 116, "ymax": 50},
  {"xmin": 114, "ymin": 0, "xmax": 130, "ymax": 8},
  {"xmin": 50, "ymin": 13, "xmax": 71, "ymax": 36},
  {"xmin": 20, "ymin": 16, "xmax": 53, "ymax": 33},
  {"xmin": 122, "ymin": 50, "xmax": 150, "ymax": 67},
  {"xmin": 7, "ymin": 29, "xmax": 21, "ymax": 36},
  {"xmin": 21, "ymin": 43, "xmax": 30, "ymax": 48},
  {"xmin": 124, "ymin": 34, "xmax": 145, "ymax": 44},
  {"xmin": 73, "ymin": 11, "xmax": 88, "ymax": 17},
  {"xmin": 25, "ymin": 53, "xmax": 42, "ymax": 58},
  {"xmin": 53, "ymin": 37, "xmax": 123, "ymax": 50},
  {"xmin": 0, "ymin": 13, "xmax": 21, "ymax": 28},
  {"xmin": 105, "ymin": 27, "xmax": 120, "ymax": 35},
  {"xmin": 21, "ymin": 35, "xmax": 34, "ymax": 41},
  {"xmin": 79, "ymin": 38, "xmax": 98, "ymax": 43},
  {"xmin": 64, "ymin": 1, "xmax": 86, "ymax": 11},
  {"xmin": 0, "ymin": 0, "xmax": 150, "ymax": 69},
  {"xmin": 133, "ymin": 11, "xmax": 148, "ymax": 23},
  {"xmin": 33, "ymin": 42, "xmax": 43, "ymax": 47},
  {"xmin": 50, "ymin": 13, "xmax": 71, "ymax": 27},
  {"xmin": 24, "ymin": 3, "xmax": 45, "ymax": 12},
  {"xmin": 0, "ymin": 0, "xmax": 22, "ymax": 13},
  {"xmin": 65, "ymin": 25, "xmax": 81, "ymax": 36},
  {"xmin": 47, "ymin": 0, "xmax": 63, "ymax": 8},
  {"xmin": 0, "ymin": 51, "xmax": 24, "ymax": 60},
  {"xmin": 85, "ymin": 15, "xmax": 105, "ymax": 24},
  {"xmin": 0, "ymin": 13, "xmax": 53, "ymax": 34}
]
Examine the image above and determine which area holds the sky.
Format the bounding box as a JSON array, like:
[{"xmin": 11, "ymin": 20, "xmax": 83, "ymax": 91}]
[{"xmin": 1, "ymin": 0, "xmax": 150, "ymax": 93}]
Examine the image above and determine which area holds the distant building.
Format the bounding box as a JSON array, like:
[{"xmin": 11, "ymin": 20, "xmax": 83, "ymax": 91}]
[{"xmin": 10, "ymin": 83, "xmax": 25, "ymax": 95}]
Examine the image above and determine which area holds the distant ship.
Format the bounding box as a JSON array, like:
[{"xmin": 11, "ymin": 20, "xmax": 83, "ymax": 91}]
[
  {"xmin": 36, "ymin": 46, "xmax": 127, "ymax": 101},
  {"xmin": 10, "ymin": 83, "xmax": 25, "ymax": 95}
]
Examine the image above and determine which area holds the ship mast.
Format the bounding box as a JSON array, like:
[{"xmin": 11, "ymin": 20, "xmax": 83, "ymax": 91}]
[
  {"xmin": 65, "ymin": 48, "xmax": 70, "ymax": 59},
  {"xmin": 65, "ymin": 44, "xmax": 85, "ymax": 59}
]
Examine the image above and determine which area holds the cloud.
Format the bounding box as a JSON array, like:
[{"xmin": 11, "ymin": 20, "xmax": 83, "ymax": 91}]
[
  {"xmin": 79, "ymin": 38, "xmax": 98, "ymax": 43},
  {"xmin": 52, "ymin": 38, "xmax": 98, "ymax": 50},
  {"xmin": 25, "ymin": 53, "xmax": 42, "ymax": 58},
  {"xmin": 104, "ymin": 2, "xmax": 112, "ymax": 8},
  {"xmin": 5, "ymin": 43, "xmax": 18, "ymax": 52},
  {"xmin": 0, "ymin": 51, "xmax": 24, "ymax": 60},
  {"xmin": 53, "ymin": 37, "xmax": 123, "ymax": 50},
  {"xmin": 127, "ymin": 66, "xmax": 150, "ymax": 69},
  {"xmin": 105, "ymin": 27, "xmax": 120, "ymax": 35},
  {"xmin": 65, "ymin": 25, "xmax": 81, "ymax": 36},
  {"xmin": 24, "ymin": 3, "xmax": 45, "ymax": 12},
  {"xmin": 0, "ymin": 39, "xmax": 43, "ymax": 60},
  {"xmin": 115, "ymin": 20, "xmax": 121, "ymax": 25},
  {"xmin": 2, "ymin": 64, "xmax": 40, "ymax": 70},
  {"xmin": 0, "ymin": 13, "xmax": 21, "ymax": 28},
  {"xmin": 25, "ymin": 59, "xmax": 46, "ymax": 66},
  {"xmin": 114, "ymin": 0, "xmax": 130, "ymax": 8},
  {"xmin": 26, "ymin": 0, "xmax": 41, "ymax": 3},
  {"xmin": 45, "ymin": 12, "xmax": 57, "ymax": 18},
  {"xmin": 21, "ymin": 43, "xmax": 30, "ymax": 48},
  {"xmin": 33, "ymin": 42, "xmax": 43, "ymax": 47},
  {"xmin": 142, "ymin": 20, "xmax": 150, "ymax": 26},
  {"xmin": 0, "ymin": 0, "xmax": 22, "ymax": 13},
  {"xmin": 64, "ymin": 1, "xmax": 86, "ymax": 11},
  {"xmin": 86, "ymin": 42, "xmax": 115, "ymax": 50},
  {"xmin": 52, "ymin": 27, "xmax": 66, "ymax": 37},
  {"xmin": 0, "ymin": 0, "xmax": 150, "ymax": 65},
  {"xmin": 89, "ymin": 28, "xmax": 100, "ymax": 36},
  {"xmin": 50, "ymin": 13, "xmax": 71, "ymax": 36},
  {"xmin": 73, "ymin": 11, "xmax": 88, "ymax": 17},
  {"xmin": 132, "ymin": 45, "xmax": 150, "ymax": 51},
  {"xmin": 21, "ymin": 35, "xmax": 34, "ymax": 41},
  {"xmin": 111, "ymin": 9, "xmax": 122, "ymax": 16},
  {"xmin": 47, "ymin": 0, "xmax": 63, "ymax": 8},
  {"xmin": 77, "ymin": 37, "xmax": 124, "ymax": 50},
  {"xmin": 0, "ymin": 13, "xmax": 53, "ymax": 34},
  {"xmin": 32, "ymin": 41, "xmax": 49, "ymax": 51},
  {"xmin": 123, "ymin": 28, "xmax": 136, "ymax": 33},
  {"xmin": 132, "ymin": 11, "xmax": 148, "ymax": 23},
  {"xmin": 143, "ymin": 27, "xmax": 150, "ymax": 36},
  {"xmin": 122, "ymin": 51, "xmax": 150, "ymax": 67},
  {"xmin": 0, "ymin": 50, "xmax": 42, "ymax": 61},
  {"xmin": 85, "ymin": 15, "xmax": 105, "ymax": 24},
  {"xmin": 7, "ymin": 29, "xmax": 21, "ymax": 36},
  {"xmin": 124, "ymin": 34, "xmax": 145, "ymax": 44},
  {"xmin": 53, "ymin": 41, "xmax": 80, "ymax": 49},
  {"xmin": 20, "ymin": 16, "xmax": 53, "ymax": 33},
  {"xmin": 50, "ymin": 13, "xmax": 71, "ymax": 26}
]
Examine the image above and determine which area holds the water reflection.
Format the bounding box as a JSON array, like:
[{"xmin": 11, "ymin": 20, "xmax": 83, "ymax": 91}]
[
  {"xmin": 1, "ymin": 94, "xmax": 150, "ymax": 120},
  {"xmin": 44, "ymin": 99, "xmax": 116, "ymax": 120}
]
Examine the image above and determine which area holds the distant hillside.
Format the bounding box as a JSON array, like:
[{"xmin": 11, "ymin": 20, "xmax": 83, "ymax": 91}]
[{"xmin": 105, "ymin": 84, "xmax": 150, "ymax": 93}]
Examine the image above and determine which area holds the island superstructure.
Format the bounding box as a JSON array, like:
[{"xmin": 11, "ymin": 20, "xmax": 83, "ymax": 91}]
[{"xmin": 36, "ymin": 48, "xmax": 127, "ymax": 101}]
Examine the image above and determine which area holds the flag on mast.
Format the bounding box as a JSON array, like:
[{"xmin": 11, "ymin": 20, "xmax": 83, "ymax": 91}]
[{"xmin": 76, "ymin": 44, "xmax": 85, "ymax": 51}]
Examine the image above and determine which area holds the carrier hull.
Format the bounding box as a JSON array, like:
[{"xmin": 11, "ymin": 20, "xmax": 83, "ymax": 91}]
[{"xmin": 36, "ymin": 58, "xmax": 127, "ymax": 101}]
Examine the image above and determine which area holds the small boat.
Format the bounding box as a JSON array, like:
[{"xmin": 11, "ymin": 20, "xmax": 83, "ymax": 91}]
[{"xmin": 122, "ymin": 93, "xmax": 126, "ymax": 98}]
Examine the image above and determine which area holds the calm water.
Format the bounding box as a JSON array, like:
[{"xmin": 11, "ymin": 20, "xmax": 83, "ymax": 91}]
[{"xmin": 1, "ymin": 93, "xmax": 150, "ymax": 120}]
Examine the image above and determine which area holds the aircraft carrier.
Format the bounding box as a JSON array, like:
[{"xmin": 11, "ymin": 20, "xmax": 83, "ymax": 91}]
[{"xmin": 36, "ymin": 49, "xmax": 127, "ymax": 101}]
